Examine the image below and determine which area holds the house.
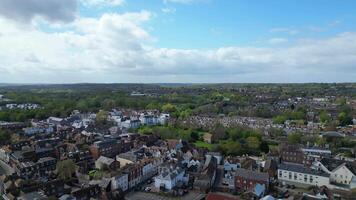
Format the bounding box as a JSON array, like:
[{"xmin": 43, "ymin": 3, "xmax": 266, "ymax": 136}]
[
  {"xmin": 15, "ymin": 161, "xmax": 39, "ymax": 179},
  {"xmin": 0, "ymin": 147, "xmax": 11, "ymax": 163},
  {"xmin": 89, "ymin": 139, "xmax": 120, "ymax": 160},
  {"xmin": 10, "ymin": 140, "xmax": 31, "ymax": 151},
  {"xmin": 224, "ymin": 157, "xmax": 240, "ymax": 171},
  {"xmin": 279, "ymin": 144, "xmax": 306, "ymax": 165},
  {"xmin": 301, "ymin": 147, "xmax": 332, "ymax": 163},
  {"xmin": 193, "ymin": 156, "xmax": 217, "ymax": 192},
  {"xmin": 154, "ymin": 165, "xmax": 188, "ymax": 191},
  {"xmin": 111, "ymin": 173, "xmax": 129, "ymax": 192},
  {"xmin": 206, "ymin": 152, "xmax": 223, "ymax": 165},
  {"xmin": 95, "ymin": 156, "xmax": 119, "ymax": 171},
  {"xmin": 123, "ymin": 164, "xmax": 143, "ymax": 189},
  {"xmin": 263, "ymin": 159, "xmax": 278, "ymax": 178},
  {"xmin": 42, "ymin": 179, "xmax": 66, "ymax": 197},
  {"xmin": 18, "ymin": 191, "xmax": 47, "ymax": 200},
  {"xmin": 47, "ymin": 117, "xmax": 64, "ymax": 126},
  {"xmin": 203, "ymin": 133, "xmax": 213, "ymax": 144},
  {"xmin": 313, "ymin": 158, "xmax": 356, "ymax": 189},
  {"xmin": 37, "ymin": 157, "xmax": 57, "ymax": 177},
  {"xmin": 159, "ymin": 113, "xmax": 170, "ymax": 125},
  {"xmin": 119, "ymin": 119, "xmax": 140, "ymax": 129},
  {"xmin": 278, "ymin": 163, "xmax": 329, "ymax": 188},
  {"xmin": 139, "ymin": 114, "xmax": 159, "ymax": 126},
  {"xmin": 71, "ymin": 184, "xmax": 101, "ymax": 200},
  {"xmin": 235, "ymin": 168, "xmax": 269, "ymax": 193}
]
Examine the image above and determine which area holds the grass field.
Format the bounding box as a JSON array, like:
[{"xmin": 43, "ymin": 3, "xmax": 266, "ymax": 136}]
[{"xmin": 194, "ymin": 141, "xmax": 215, "ymax": 150}]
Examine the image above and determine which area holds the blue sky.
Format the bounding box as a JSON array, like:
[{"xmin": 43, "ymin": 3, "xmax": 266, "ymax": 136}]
[
  {"xmin": 81, "ymin": 0, "xmax": 356, "ymax": 48},
  {"xmin": 0, "ymin": 0, "xmax": 356, "ymax": 83}
]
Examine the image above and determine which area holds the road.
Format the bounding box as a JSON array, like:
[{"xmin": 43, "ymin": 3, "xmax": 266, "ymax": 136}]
[
  {"xmin": 0, "ymin": 160, "xmax": 14, "ymax": 175},
  {"xmin": 126, "ymin": 191, "xmax": 205, "ymax": 200}
]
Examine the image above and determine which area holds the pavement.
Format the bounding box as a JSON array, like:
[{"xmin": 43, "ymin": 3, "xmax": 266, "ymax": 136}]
[{"xmin": 126, "ymin": 191, "xmax": 205, "ymax": 200}]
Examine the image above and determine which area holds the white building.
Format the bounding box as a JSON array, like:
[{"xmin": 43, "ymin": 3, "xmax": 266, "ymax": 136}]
[
  {"xmin": 120, "ymin": 119, "xmax": 140, "ymax": 129},
  {"xmin": 154, "ymin": 166, "xmax": 188, "ymax": 190},
  {"xmin": 278, "ymin": 163, "xmax": 330, "ymax": 188},
  {"xmin": 312, "ymin": 158, "xmax": 356, "ymax": 189},
  {"xmin": 139, "ymin": 114, "xmax": 158, "ymax": 126},
  {"xmin": 159, "ymin": 113, "xmax": 170, "ymax": 125}
]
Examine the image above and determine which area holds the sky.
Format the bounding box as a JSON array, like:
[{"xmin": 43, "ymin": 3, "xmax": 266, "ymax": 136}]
[{"xmin": 0, "ymin": 0, "xmax": 356, "ymax": 83}]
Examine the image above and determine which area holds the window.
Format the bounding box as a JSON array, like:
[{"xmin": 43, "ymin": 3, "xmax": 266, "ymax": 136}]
[
  {"xmin": 294, "ymin": 173, "xmax": 297, "ymax": 180},
  {"xmin": 289, "ymin": 172, "xmax": 292, "ymax": 179},
  {"xmin": 279, "ymin": 171, "xmax": 282, "ymax": 177},
  {"xmin": 310, "ymin": 175, "xmax": 313, "ymax": 183},
  {"xmin": 304, "ymin": 175, "xmax": 307, "ymax": 182}
]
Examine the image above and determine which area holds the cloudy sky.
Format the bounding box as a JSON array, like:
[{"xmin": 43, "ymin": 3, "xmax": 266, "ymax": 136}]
[{"xmin": 0, "ymin": 0, "xmax": 356, "ymax": 83}]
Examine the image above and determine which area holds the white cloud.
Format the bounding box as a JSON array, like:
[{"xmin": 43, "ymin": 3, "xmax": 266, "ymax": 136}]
[
  {"xmin": 163, "ymin": 0, "xmax": 209, "ymax": 4},
  {"xmin": 268, "ymin": 38, "xmax": 288, "ymax": 45},
  {"xmin": 269, "ymin": 27, "xmax": 299, "ymax": 35},
  {"xmin": 82, "ymin": 0, "xmax": 125, "ymax": 7},
  {"xmin": 161, "ymin": 8, "xmax": 176, "ymax": 14},
  {"xmin": 0, "ymin": 9, "xmax": 356, "ymax": 83}
]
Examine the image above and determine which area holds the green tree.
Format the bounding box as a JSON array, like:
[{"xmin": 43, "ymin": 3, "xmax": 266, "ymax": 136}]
[
  {"xmin": 273, "ymin": 115, "xmax": 287, "ymax": 124},
  {"xmin": 316, "ymin": 137, "xmax": 326, "ymax": 146},
  {"xmin": 138, "ymin": 126, "xmax": 153, "ymax": 135},
  {"xmin": 338, "ymin": 112, "xmax": 353, "ymax": 126},
  {"xmin": 288, "ymin": 133, "xmax": 302, "ymax": 144},
  {"xmin": 96, "ymin": 110, "xmax": 108, "ymax": 125},
  {"xmin": 191, "ymin": 131, "xmax": 200, "ymax": 141},
  {"xmin": 319, "ymin": 111, "xmax": 331, "ymax": 123},
  {"xmin": 57, "ymin": 159, "xmax": 77, "ymax": 180},
  {"xmin": 161, "ymin": 103, "xmax": 177, "ymax": 113},
  {"xmin": 246, "ymin": 136, "xmax": 261, "ymax": 149}
]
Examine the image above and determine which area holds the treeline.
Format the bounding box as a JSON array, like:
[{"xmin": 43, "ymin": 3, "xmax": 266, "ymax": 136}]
[{"xmin": 137, "ymin": 124, "xmax": 269, "ymax": 156}]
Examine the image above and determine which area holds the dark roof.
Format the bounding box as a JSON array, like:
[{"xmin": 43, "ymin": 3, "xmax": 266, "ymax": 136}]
[
  {"xmin": 279, "ymin": 163, "xmax": 329, "ymax": 177},
  {"xmin": 321, "ymin": 131, "xmax": 344, "ymax": 138},
  {"xmin": 235, "ymin": 168, "xmax": 269, "ymax": 181},
  {"xmin": 320, "ymin": 158, "xmax": 356, "ymax": 174},
  {"xmin": 264, "ymin": 159, "xmax": 278, "ymax": 171}
]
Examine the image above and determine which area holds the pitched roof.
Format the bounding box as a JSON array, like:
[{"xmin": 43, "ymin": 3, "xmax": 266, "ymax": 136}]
[
  {"xmin": 320, "ymin": 158, "xmax": 356, "ymax": 174},
  {"xmin": 279, "ymin": 163, "xmax": 329, "ymax": 177},
  {"xmin": 235, "ymin": 168, "xmax": 269, "ymax": 181}
]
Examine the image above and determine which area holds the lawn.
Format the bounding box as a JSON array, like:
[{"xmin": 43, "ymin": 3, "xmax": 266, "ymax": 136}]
[{"xmin": 194, "ymin": 141, "xmax": 215, "ymax": 150}]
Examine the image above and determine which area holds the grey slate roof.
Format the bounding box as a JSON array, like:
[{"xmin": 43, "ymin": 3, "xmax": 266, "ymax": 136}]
[
  {"xmin": 279, "ymin": 163, "xmax": 329, "ymax": 177},
  {"xmin": 235, "ymin": 168, "xmax": 269, "ymax": 181}
]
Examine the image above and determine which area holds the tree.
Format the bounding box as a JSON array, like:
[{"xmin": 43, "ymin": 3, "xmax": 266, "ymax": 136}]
[
  {"xmin": 96, "ymin": 110, "xmax": 108, "ymax": 125},
  {"xmin": 161, "ymin": 103, "xmax": 176, "ymax": 113},
  {"xmin": 316, "ymin": 137, "xmax": 326, "ymax": 146},
  {"xmin": 57, "ymin": 159, "xmax": 77, "ymax": 180},
  {"xmin": 273, "ymin": 115, "xmax": 287, "ymax": 124},
  {"xmin": 260, "ymin": 141, "xmax": 270, "ymax": 153},
  {"xmin": 0, "ymin": 129, "xmax": 11, "ymax": 145},
  {"xmin": 219, "ymin": 140, "xmax": 241, "ymax": 155},
  {"xmin": 319, "ymin": 111, "xmax": 331, "ymax": 123},
  {"xmin": 288, "ymin": 133, "xmax": 302, "ymax": 144},
  {"xmin": 138, "ymin": 126, "xmax": 153, "ymax": 135},
  {"xmin": 338, "ymin": 112, "xmax": 353, "ymax": 126},
  {"xmin": 191, "ymin": 131, "xmax": 199, "ymax": 141},
  {"xmin": 246, "ymin": 136, "xmax": 261, "ymax": 149},
  {"xmin": 211, "ymin": 123, "xmax": 226, "ymax": 142}
]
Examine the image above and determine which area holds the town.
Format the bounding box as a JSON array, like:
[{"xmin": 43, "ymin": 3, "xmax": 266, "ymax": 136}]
[{"xmin": 0, "ymin": 84, "xmax": 355, "ymax": 200}]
